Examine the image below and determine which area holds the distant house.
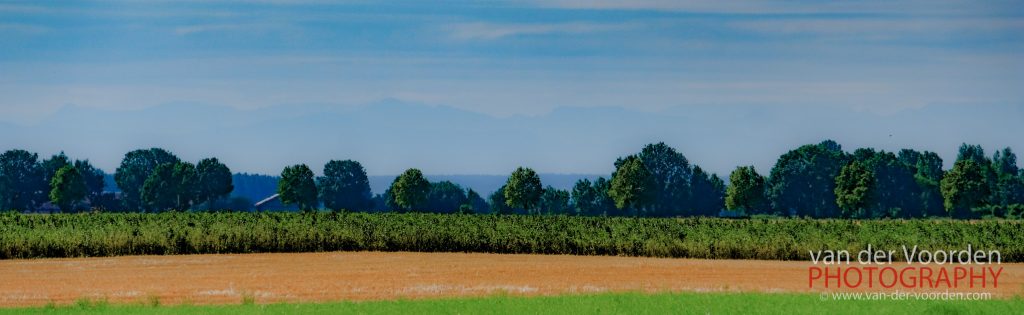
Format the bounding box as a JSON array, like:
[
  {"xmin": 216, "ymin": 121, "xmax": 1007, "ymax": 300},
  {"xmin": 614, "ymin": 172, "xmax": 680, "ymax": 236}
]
[
  {"xmin": 253, "ymin": 194, "xmax": 299, "ymax": 212},
  {"xmin": 254, "ymin": 194, "xmax": 280, "ymax": 211}
]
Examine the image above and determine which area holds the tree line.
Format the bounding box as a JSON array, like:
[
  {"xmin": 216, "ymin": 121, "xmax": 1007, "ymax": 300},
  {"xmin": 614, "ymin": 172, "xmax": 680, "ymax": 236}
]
[
  {"xmin": 1, "ymin": 140, "xmax": 1022, "ymax": 218},
  {"xmin": 0, "ymin": 148, "xmax": 233, "ymax": 212}
]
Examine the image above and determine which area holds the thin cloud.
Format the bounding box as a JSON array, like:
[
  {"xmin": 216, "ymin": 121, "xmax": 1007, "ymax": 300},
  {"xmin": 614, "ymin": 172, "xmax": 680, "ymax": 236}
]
[
  {"xmin": 731, "ymin": 18, "xmax": 1024, "ymax": 36},
  {"xmin": 521, "ymin": 0, "xmax": 1013, "ymax": 15},
  {"xmin": 0, "ymin": 23, "xmax": 50, "ymax": 35},
  {"xmin": 173, "ymin": 22, "xmax": 294, "ymax": 36},
  {"xmin": 446, "ymin": 22, "xmax": 636, "ymax": 40},
  {"xmin": 175, "ymin": 24, "xmax": 247, "ymax": 36}
]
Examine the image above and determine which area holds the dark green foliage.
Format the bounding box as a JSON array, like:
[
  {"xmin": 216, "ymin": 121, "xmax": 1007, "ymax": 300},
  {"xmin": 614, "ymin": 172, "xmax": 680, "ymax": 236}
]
[
  {"xmin": 390, "ymin": 168, "xmax": 430, "ymax": 211},
  {"xmin": 941, "ymin": 160, "xmax": 990, "ymax": 218},
  {"xmin": 591, "ymin": 178, "xmax": 615, "ymax": 214},
  {"xmin": 725, "ymin": 166, "xmax": 767, "ymax": 214},
  {"xmin": 767, "ymin": 140, "xmax": 849, "ymax": 217},
  {"xmin": 571, "ymin": 177, "xmax": 615, "ymax": 216},
  {"xmin": 317, "ymin": 160, "xmax": 371, "ymax": 212},
  {"xmin": 609, "ymin": 155, "xmax": 653, "ymax": 214},
  {"xmin": 635, "ymin": 142, "xmax": 692, "ymax": 216},
  {"xmin": 278, "ymin": 164, "xmax": 318, "ymax": 211},
  {"xmin": 689, "ymin": 166, "xmax": 725, "ymax": 216},
  {"xmin": 114, "ymin": 148, "xmax": 180, "ymax": 210},
  {"xmin": 956, "ymin": 143, "xmax": 998, "ymax": 203},
  {"xmin": 897, "ymin": 149, "xmax": 945, "ymax": 217},
  {"xmin": 503, "ymin": 167, "xmax": 543, "ymax": 213},
  {"xmin": 0, "ymin": 149, "xmax": 45, "ymax": 211},
  {"xmin": 463, "ymin": 189, "xmax": 488, "ymax": 214},
  {"xmin": 40, "ymin": 152, "xmax": 70, "ymax": 187},
  {"xmin": 570, "ymin": 179, "xmax": 597, "ymax": 215},
  {"xmin": 838, "ymin": 149, "xmax": 921, "ymax": 218},
  {"xmin": 425, "ymin": 181, "xmax": 467, "ymax": 214},
  {"xmin": 73, "ymin": 160, "xmax": 106, "ymax": 202},
  {"xmin": 992, "ymin": 148, "xmax": 1024, "ymax": 210},
  {"xmin": 834, "ymin": 161, "xmax": 873, "ymax": 218},
  {"xmin": 142, "ymin": 162, "xmax": 197, "ymax": 212},
  {"xmin": 0, "ymin": 212, "xmax": 1021, "ymax": 263},
  {"xmin": 195, "ymin": 158, "xmax": 234, "ymax": 208},
  {"xmin": 370, "ymin": 191, "xmax": 394, "ymax": 212},
  {"xmin": 538, "ymin": 186, "xmax": 571, "ymax": 215},
  {"xmin": 49, "ymin": 165, "xmax": 87, "ymax": 212},
  {"xmin": 488, "ymin": 185, "xmax": 516, "ymax": 215}
]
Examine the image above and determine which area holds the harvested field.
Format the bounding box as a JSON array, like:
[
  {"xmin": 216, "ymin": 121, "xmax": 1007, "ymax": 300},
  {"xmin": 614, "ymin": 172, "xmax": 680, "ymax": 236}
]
[{"xmin": 0, "ymin": 251, "xmax": 1021, "ymax": 307}]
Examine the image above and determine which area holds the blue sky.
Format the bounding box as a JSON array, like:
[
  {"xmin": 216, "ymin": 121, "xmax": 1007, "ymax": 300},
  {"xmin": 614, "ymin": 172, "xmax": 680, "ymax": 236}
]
[{"xmin": 1, "ymin": 1, "xmax": 1023, "ymax": 177}]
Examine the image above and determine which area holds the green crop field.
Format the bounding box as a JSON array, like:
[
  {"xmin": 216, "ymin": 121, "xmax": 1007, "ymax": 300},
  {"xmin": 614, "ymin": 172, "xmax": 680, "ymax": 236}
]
[
  {"xmin": 2, "ymin": 292, "xmax": 1021, "ymax": 315},
  {"xmin": 2, "ymin": 211, "xmax": 1021, "ymax": 261}
]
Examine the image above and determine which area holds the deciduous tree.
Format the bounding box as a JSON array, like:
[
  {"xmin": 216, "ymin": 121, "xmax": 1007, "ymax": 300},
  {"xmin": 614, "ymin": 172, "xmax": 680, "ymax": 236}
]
[
  {"xmin": 725, "ymin": 166, "xmax": 767, "ymax": 214},
  {"xmin": 503, "ymin": 167, "xmax": 543, "ymax": 214},
  {"xmin": 609, "ymin": 155, "xmax": 653, "ymax": 215},
  {"xmin": 196, "ymin": 158, "xmax": 234, "ymax": 208},
  {"xmin": 690, "ymin": 166, "xmax": 725, "ymax": 216},
  {"xmin": 834, "ymin": 161, "xmax": 873, "ymax": 218},
  {"xmin": 488, "ymin": 184, "xmax": 515, "ymax": 214},
  {"xmin": 898, "ymin": 149, "xmax": 945, "ymax": 217},
  {"xmin": 49, "ymin": 165, "xmax": 88, "ymax": 212},
  {"xmin": 992, "ymin": 148, "xmax": 1024, "ymax": 211},
  {"xmin": 636, "ymin": 142, "xmax": 692, "ymax": 216},
  {"xmin": 539, "ymin": 186, "xmax": 570, "ymax": 215},
  {"xmin": 941, "ymin": 160, "xmax": 989, "ymax": 218},
  {"xmin": 317, "ymin": 160, "xmax": 371, "ymax": 212},
  {"xmin": 115, "ymin": 148, "xmax": 180, "ymax": 210},
  {"xmin": 767, "ymin": 140, "xmax": 848, "ymax": 217},
  {"xmin": 73, "ymin": 160, "xmax": 106, "ymax": 201},
  {"xmin": 278, "ymin": 164, "xmax": 318, "ymax": 211},
  {"xmin": 425, "ymin": 180, "xmax": 467, "ymax": 213},
  {"xmin": 463, "ymin": 189, "xmax": 489, "ymax": 214},
  {"xmin": 389, "ymin": 168, "xmax": 430, "ymax": 211},
  {"xmin": 0, "ymin": 149, "xmax": 45, "ymax": 211}
]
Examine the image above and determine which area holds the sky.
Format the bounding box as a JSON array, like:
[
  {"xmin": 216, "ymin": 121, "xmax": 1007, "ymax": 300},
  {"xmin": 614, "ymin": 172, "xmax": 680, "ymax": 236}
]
[{"xmin": 1, "ymin": 1, "xmax": 1023, "ymax": 177}]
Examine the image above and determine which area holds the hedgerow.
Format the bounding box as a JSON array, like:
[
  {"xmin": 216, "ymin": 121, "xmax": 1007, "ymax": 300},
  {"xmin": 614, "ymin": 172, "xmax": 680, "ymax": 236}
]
[{"xmin": 0, "ymin": 211, "xmax": 1021, "ymax": 261}]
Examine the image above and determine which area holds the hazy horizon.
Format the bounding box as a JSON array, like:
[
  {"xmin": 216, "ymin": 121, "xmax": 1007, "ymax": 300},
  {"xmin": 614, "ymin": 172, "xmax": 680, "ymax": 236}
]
[{"xmin": 2, "ymin": 1, "xmax": 1022, "ymax": 177}]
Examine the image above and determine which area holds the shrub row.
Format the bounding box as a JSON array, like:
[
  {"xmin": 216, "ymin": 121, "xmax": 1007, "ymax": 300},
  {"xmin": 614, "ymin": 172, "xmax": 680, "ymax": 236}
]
[{"xmin": 1, "ymin": 211, "xmax": 1022, "ymax": 262}]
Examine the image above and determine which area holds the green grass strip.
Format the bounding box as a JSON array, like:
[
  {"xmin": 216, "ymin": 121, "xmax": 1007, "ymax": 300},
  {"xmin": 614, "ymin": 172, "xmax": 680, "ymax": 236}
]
[{"xmin": 3, "ymin": 292, "xmax": 1023, "ymax": 315}]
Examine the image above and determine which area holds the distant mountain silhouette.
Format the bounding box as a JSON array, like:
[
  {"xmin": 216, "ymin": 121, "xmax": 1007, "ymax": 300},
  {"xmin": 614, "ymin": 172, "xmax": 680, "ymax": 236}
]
[{"xmin": 1, "ymin": 101, "xmax": 1021, "ymax": 180}]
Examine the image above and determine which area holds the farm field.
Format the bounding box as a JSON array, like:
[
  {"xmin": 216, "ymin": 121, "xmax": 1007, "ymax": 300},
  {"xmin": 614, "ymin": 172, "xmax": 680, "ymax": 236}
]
[{"xmin": 1, "ymin": 251, "xmax": 1022, "ymax": 308}]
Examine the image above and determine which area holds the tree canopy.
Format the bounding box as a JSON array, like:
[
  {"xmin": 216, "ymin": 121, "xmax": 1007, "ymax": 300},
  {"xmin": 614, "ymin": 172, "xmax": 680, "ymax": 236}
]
[
  {"xmin": 539, "ymin": 186, "xmax": 571, "ymax": 215},
  {"xmin": 725, "ymin": 166, "xmax": 767, "ymax": 214},
  {"xmin": 318, "ymin": 160, "xmax": 371, "ymax": 212},
  {"xmin": 115, "ymin": 148, "xmax": 180, "ymax": 210},
  {"xmin": 278, "ymin": 164, "xmax": 318, "ymax": 211},
  {"xmin": 0, "ymin": 149, "xmax": 45, "ymax": 211},
  {"xmin": 195, "ymin": 158, "xmax": 234, "ymax": 208},
  {"xmin": 425, "ymin": 180, "xmax": 467, "ymax": 214},
  {"xmin": 390, "ymin": 168, "xmax": 430, "ymax": 211},
  {"xmin": 635, "ymin": 142, "xmax": 692, "ymax": 216},
  {"xmin": 503, "ymin": 167, "xmax": 543, "ymax": 213},
  {"xmin": 941, "ymin": 159, "xmax": 989, "ymax": 218},
  {"xmin": 767, "ymin": 140, "xmax": 848, "ymax": 218},
  {"xmin": 49, "ymin": 165, "xmax": 87, "ymax": 212},
  {"xmin": 609, "ymin": 155, "xmax": 653, "ymax": 214},
  {"xmin": 2, "ymin": 140, "xmax": 1023, "ymax": 219}
]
